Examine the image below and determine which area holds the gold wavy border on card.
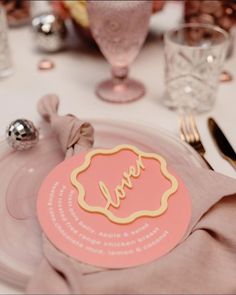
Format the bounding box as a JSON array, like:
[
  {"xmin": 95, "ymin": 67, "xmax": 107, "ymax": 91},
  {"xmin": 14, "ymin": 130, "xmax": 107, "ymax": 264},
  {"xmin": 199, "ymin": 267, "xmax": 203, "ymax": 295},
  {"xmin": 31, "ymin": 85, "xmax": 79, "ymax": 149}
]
[{"xmin": 70, "ymin": 144, "xmax": 178, "ymax": 224}]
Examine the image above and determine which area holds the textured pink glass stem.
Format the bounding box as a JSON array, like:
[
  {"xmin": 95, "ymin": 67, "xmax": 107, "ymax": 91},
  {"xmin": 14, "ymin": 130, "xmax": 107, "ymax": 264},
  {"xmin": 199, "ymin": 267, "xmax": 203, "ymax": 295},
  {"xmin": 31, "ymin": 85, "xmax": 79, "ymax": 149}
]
[{"xmin": 112, "ymin": 66, "xmax": 128, "ymax": 81}]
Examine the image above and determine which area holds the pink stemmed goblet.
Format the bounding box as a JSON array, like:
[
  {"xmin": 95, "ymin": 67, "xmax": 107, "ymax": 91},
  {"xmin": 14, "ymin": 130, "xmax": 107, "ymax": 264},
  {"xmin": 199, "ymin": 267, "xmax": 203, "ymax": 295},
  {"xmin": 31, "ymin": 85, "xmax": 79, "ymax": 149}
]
[{"xmin": 87, "ymin": 0, "xmax": 152, "ymax": 103}]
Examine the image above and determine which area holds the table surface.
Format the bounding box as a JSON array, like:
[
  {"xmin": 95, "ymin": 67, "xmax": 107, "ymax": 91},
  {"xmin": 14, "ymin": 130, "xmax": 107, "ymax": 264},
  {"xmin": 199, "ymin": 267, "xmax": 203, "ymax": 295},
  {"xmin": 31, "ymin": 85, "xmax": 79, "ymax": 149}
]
[{"xmin": 0, "ymin": 2, "xmax": 235, "ymax": 293}]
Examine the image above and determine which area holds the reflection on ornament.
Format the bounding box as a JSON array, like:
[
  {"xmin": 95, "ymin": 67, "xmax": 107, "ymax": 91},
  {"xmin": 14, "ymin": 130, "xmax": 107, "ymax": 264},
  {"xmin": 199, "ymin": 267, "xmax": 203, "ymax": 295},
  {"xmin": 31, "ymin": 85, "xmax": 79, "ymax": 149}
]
[{"xmin": 31, "ymin": 13, "xmax": 67, "ymax": 52}]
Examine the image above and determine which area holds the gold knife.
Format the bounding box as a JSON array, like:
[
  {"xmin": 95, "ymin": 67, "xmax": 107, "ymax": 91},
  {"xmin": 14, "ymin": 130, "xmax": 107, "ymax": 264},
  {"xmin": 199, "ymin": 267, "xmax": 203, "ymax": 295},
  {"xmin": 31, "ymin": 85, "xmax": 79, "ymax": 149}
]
[{"xmin": 208, "ymin": 118, "xmax": 236, "ymax": 171}]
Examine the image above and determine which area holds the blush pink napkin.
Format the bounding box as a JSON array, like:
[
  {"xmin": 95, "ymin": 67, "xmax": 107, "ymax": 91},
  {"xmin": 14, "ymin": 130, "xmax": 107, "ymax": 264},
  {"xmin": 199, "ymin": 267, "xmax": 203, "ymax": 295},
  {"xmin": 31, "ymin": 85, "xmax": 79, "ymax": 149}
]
[
  {"xmin": 27, "ymin": 95, "xmax": 236, "ymax": 294},
  {"xmin": 37, "ymin": 94, "xmax": 94, "ymax": 157}
]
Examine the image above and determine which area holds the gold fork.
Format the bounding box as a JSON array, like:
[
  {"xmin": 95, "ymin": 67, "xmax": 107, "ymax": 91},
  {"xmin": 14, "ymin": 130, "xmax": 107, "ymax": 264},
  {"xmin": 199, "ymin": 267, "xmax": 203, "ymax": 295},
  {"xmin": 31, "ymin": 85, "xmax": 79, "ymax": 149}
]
[{"xmin": 179, "ymin": 114, "xmax": 214, "ymax": 170}]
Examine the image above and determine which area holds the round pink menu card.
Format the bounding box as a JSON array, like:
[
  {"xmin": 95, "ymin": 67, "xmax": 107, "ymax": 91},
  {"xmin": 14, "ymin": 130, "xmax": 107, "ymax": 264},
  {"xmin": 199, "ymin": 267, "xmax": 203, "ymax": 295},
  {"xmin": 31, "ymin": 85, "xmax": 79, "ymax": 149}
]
[{"xmin": 37, "ymin": 144, "xmax": 191, "ymax": 268}]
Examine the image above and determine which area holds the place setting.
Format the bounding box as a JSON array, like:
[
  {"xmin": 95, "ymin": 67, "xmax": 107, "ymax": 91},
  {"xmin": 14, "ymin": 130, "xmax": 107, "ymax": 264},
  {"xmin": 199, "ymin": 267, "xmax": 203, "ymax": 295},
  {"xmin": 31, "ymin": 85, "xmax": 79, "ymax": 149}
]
[{"xmin": 0, "ymin": 1, "xmax": 236, "ymax": 294}]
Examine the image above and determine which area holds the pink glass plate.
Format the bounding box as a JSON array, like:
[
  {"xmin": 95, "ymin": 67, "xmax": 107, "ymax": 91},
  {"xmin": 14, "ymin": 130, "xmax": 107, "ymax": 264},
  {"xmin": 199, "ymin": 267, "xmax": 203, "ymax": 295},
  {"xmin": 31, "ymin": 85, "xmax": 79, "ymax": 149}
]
[
  {"xmin": 0, "ymin": 133, "xmax": 64, "ymax": 289},
  {"xmin": 0, "ymin": 119, "xmax": 206, "ymax": 290}
]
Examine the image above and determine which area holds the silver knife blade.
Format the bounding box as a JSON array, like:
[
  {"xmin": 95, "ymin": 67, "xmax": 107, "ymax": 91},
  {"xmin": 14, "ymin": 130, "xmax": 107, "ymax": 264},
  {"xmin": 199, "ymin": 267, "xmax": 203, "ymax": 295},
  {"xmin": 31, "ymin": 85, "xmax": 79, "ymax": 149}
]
[{"xmin": 208, "ymin": 118, "xmax": 236, "ymax": 171}]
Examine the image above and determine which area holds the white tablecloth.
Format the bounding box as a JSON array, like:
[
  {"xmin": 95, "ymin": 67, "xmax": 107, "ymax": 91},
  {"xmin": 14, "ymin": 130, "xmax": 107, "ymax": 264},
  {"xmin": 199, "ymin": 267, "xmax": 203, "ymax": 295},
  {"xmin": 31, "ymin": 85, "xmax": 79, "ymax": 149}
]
[{"xmin": 0, "ymin": 2, "xmax": 235, "ymax": 293}]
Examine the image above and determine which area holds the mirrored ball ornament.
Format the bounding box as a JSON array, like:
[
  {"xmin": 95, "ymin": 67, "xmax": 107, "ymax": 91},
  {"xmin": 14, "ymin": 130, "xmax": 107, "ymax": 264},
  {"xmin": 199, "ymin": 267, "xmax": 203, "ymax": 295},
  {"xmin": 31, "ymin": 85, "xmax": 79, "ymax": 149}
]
[
  {"xmin": 6, "ymin": 119, "xmax": 39, "ymax": 151},
  {"xmin": 32, "ymin": 13, "xmax": 67, "ymax": 52}
]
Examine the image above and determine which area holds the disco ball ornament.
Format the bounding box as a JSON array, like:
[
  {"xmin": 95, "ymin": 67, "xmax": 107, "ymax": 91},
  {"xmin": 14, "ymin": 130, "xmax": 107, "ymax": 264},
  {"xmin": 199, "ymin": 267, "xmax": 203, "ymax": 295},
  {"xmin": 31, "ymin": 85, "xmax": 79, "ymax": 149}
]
[
  {"xmin": 31, "ymin": 13, "xmax": 67, "ymax": 52},
  {"xmin": 6, "ymin": 119, "xmax": 39, "ymax": 151}
]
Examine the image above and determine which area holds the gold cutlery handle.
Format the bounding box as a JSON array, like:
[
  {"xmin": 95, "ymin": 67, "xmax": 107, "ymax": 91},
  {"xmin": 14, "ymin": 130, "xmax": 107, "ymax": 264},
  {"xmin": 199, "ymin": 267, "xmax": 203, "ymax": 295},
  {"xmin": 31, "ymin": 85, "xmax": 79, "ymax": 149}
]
[
  {"xmin": 200, "ymin": 155, "xmax": 214, "ymax": 171},
  {"xmin": 227, "ymin": 157, "xmax": 236, "ymax": 171}
]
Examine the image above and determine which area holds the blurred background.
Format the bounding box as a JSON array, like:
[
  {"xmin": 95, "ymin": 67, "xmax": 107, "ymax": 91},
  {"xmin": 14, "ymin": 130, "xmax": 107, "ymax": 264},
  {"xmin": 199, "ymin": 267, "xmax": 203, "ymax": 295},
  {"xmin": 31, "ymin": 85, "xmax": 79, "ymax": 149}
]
[{"xmin": 0, "ymin": 1, "xmax": 235, "ymax": 52}]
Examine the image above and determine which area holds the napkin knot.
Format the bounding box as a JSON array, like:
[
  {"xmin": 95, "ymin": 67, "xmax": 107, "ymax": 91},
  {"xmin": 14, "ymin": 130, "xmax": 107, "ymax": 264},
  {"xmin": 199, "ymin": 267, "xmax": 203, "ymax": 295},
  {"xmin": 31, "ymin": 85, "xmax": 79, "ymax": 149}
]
[
  {"xmin": 37, "ymin": 94, "xmax": 59, "ymax": 122},
  {"xmin": 37, "ymin": 94, "xmax": 94, "ymax": 154}
]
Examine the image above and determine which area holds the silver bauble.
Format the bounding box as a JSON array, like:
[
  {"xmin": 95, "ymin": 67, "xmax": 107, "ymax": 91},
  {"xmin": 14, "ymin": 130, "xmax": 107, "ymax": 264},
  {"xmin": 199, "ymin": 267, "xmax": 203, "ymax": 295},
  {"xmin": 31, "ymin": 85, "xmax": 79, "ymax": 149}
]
[
  {"xmin": 6, "ymin": 119, "xmax": 39, "ymax": 151},
  {"xmin": 32, "ymin": 13, "xmax": 67, "ymax": 52}
]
